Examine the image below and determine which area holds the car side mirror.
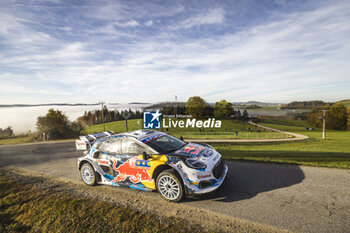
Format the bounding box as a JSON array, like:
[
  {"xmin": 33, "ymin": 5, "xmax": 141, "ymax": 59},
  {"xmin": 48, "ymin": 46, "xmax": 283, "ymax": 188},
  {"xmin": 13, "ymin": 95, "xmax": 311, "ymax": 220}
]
[
  {"xmin": 142, "ymin": 151, "xmax": 149, "ymax": 160},
  {"xmin": 180, "ymin": 136, "xmax": 184, "ymax": 141},
  {"xmin": 93, "ymin": 151, "xmax": 100, "ymax": 159}
]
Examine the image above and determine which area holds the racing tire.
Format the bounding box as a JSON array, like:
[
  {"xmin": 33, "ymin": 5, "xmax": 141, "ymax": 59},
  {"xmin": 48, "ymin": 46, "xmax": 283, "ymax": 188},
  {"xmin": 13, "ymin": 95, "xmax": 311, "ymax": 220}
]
[
  {"xmin": 156, "ymin": 170, "xmax": 184, "ymax": 202},
  {"xmin": 80, "ymin": 163, "xmax": 96, "ymax": 186}
]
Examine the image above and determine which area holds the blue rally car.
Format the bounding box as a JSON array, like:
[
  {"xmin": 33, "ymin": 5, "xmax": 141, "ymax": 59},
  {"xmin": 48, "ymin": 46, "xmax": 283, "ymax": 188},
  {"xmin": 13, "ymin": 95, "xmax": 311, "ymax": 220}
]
[{"xmin": 76, "ymin": 130, "xmax": 228, "ymax": 202}]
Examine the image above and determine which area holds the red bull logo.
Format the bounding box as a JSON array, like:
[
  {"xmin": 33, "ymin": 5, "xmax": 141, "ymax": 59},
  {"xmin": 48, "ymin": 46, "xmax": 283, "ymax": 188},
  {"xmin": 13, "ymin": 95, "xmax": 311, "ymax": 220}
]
[
  {"xmin": 184, "ymin": 145, "xmax": 204, "ymax": 155},
  {"xmin": 112, "ymin": 157, "xmax": 152, "ymax": 183}
]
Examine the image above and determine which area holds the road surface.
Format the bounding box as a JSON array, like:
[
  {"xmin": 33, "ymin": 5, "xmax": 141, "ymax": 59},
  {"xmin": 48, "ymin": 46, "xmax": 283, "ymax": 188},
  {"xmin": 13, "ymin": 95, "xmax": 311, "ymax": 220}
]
[{"xmin": 0, "ymin": 141, "xmax": 349, "ymax": 233}]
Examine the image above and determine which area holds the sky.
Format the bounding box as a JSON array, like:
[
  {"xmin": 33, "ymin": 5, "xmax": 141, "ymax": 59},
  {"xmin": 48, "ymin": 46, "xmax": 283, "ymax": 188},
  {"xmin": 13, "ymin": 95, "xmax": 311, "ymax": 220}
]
[{"xmin": 0, "ymin": 0, "xmax": 349, "ymax": 104}]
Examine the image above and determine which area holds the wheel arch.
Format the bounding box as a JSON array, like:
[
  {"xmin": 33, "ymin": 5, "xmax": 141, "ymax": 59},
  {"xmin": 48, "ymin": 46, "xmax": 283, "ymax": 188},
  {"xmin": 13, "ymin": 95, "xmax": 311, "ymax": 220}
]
[
  {"xmin": 78, "ymin": 160, "xmax": 90, "ymax": 170},
  {"xmin": 152, "ymin": 164, "xmax": 187, "ymax": 194},
  {"xmin": 78, "ymin": 159, "xmax": 101, "ymax": 182}
]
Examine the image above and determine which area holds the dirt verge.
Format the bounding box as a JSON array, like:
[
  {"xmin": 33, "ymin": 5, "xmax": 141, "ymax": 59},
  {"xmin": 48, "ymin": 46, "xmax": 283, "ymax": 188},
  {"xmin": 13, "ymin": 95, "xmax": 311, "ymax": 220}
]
[{"xmin": 1, "ymin": 166, "xmax": 290, "ymax": 233}]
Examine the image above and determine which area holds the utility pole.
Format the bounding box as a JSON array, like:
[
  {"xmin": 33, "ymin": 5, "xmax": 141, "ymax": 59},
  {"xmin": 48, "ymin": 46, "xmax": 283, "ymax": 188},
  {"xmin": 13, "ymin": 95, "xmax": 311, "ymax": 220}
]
[
  {"xmin": 121, "ymin": 111, "xmax": 130, "ymax": 132},
  {"xmin": 99, "ymin": 101, "xmax": 105, "ymax": 131},
  {"xmin": 321, "ymin": 110, "xmax": 327, "ymax": 140},
  {"xmin": 175, "ymin": 95, "xmax": 177, "ymax": 116}
]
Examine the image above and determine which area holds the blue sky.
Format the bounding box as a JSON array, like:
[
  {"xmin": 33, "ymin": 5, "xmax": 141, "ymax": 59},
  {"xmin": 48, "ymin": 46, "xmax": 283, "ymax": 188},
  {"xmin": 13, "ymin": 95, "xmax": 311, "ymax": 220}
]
[{"xmin": 0, "ymin": 0, "xmax": 349, "ymax": 104}]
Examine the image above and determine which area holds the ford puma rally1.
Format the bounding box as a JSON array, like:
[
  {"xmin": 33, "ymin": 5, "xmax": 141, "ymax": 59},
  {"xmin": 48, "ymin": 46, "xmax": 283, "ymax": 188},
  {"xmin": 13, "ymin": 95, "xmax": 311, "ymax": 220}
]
[{"xmin": 76, "ymin": 130, "xmax": 228, "ymax": 202}]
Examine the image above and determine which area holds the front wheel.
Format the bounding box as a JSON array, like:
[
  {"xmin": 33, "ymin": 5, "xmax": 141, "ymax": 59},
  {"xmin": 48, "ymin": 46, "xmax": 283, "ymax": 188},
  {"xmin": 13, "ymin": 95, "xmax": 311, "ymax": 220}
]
[
  {"xmin": 156, "ymin": 170, "xmax": 184, "ymax": 202},
  {"xmin": 80, "ymin": 163, "xmax": 96, "ymax": 185}
]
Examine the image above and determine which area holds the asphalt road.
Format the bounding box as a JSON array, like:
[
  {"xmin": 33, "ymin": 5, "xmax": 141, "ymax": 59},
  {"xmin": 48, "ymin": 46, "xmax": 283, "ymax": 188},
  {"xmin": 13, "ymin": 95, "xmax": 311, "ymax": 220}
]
[{"xmin": 0, "ymin": 141, "xmax": 349, "ymax": 233}]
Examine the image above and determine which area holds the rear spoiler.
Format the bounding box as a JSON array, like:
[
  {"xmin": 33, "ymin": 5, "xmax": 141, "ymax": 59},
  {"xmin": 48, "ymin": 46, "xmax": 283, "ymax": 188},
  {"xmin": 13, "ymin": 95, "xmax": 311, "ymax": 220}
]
[{"xmin": 75, "ymin": 131, "xmax": 114, "ymax": 150}]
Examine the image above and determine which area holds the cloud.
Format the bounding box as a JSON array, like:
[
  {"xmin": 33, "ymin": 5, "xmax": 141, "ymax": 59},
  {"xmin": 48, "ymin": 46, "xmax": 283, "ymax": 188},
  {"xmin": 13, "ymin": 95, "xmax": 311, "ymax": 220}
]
[
  {"xmin": 114, "ymin": 19, "xmax": 140, "ymax": 27},
  {"xmin": 144, "ymin": 20, "xmax": 153, "ymax": 26},
  {"xmin": 0, "ymin": 0, "xmax": 349, "ymax": 105},
  {"xmin": 173, "ymin": 8, "xmax": 225, "ymax": 29}
]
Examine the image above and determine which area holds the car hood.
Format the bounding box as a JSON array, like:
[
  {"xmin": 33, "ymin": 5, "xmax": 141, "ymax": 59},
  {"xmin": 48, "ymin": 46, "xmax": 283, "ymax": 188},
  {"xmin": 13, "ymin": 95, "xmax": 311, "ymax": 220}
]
[{"xmin": 169, "ymin": 143, "xmax": 215, "ymax": 159}]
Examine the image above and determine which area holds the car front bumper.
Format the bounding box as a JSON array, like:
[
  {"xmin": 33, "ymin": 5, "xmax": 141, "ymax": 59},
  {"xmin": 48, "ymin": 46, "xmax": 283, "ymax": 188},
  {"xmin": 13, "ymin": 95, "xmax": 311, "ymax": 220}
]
[{"xmin": 185, "ymin": 164, "xmax": 228, "ymax": 195}]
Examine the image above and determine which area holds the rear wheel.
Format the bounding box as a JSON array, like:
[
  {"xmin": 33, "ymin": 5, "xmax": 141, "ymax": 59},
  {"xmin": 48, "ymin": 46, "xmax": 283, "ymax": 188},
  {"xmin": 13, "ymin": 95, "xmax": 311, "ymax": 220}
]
[
  {"xmin": 80, "ymin": 163, "xmax": 96, "ymax": 185},
  {"xmin": 156, "ymin": 170, "xmax": 184, "ymax": 202}
]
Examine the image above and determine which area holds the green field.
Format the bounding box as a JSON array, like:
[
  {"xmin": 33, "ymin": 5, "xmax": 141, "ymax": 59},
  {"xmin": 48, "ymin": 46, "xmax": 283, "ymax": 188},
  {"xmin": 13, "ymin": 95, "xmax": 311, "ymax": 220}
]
[
  {"xmin": 215, "ymin": 119, "xmax": 350, "ymax": 169},
  {"xmin": 82, "ymin": 119, "xmax": 288, "ymax": 139},
  {"xmin": 246, "ymin": 106, "xmax": 311, "ymax": 116}
]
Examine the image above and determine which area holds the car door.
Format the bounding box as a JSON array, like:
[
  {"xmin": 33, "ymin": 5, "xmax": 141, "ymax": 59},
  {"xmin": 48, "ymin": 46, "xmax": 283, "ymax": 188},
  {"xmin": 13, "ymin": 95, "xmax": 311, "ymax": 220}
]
[
  {"xmin": 111, "ymin": 137, "xmax": 153, "ymax": 184},
  {"xmin": 96, "ymin": 138, "xmax": 122, "ymax": 177}
]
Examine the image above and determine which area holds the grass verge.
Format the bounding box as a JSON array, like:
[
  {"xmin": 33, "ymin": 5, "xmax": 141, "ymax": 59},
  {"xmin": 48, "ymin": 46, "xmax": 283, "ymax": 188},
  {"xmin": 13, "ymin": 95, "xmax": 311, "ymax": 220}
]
[
  {"xmin": 0, "ymin": 173, "xmax": 201, "ymax": 233},
  {"xmin": 0, "ymin": 135, "xmax": 36, "ymax": 145}
]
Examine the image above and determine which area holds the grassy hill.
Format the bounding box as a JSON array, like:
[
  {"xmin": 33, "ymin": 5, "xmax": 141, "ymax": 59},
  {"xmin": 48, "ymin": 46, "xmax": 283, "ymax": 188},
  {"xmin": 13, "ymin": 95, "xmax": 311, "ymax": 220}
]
[{"xmin": 337, "ymin": 99, "xmax": 350, "ymax": 108}]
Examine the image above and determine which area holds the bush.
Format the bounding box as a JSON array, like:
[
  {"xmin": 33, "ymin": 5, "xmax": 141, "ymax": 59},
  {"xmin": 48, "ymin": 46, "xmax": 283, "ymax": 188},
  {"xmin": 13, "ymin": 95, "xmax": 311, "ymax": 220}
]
[
  {"xmin": 327, "ymin": 103, "xmax": 347, "ymax": 130},
  {"xmin": 36, "ymin": 109, "xmax": 81, "ymax": 139}
]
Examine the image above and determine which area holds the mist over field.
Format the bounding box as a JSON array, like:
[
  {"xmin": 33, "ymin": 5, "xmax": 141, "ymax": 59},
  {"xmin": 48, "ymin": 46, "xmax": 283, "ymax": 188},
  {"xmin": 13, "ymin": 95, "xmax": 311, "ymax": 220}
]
[
  {"xmin": 0, "ymin": 104, "xmax": 148, "ymax": 134},
  {"xmin": 0, "ymin": 103, "xmax": 311, "ymax": 134}
]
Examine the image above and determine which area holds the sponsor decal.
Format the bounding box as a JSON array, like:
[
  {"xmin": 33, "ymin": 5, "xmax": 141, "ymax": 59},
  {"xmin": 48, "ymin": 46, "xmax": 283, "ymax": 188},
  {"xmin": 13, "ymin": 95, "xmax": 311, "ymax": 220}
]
[
  {"xmin": 97, "ymin": 160, "xmax": 109, "ymax": 165},
  {"xmin": 187, "ymin": 178, "xmax": 199, "ymax": 185},
  {"xmin": 135, "ymin": 160, "xmax": 150, "ymax": 168},
  {"xmin": 112, "ymin": 157, "xmax": 152, "ymax": 183},
  {"xmin": 183, "ymin": 145, "xmax": 204, "ymax": 155},
  {"xmin": 175, "ymin": 144, "xmax": 205, "ymax": 156},
  {"xmin": 198, "ymin": 174, "xmax": 211, "ymax": 179},
  {"xmin": 141, "ymin": 132, "xmax": 164, "ymax": 143}
]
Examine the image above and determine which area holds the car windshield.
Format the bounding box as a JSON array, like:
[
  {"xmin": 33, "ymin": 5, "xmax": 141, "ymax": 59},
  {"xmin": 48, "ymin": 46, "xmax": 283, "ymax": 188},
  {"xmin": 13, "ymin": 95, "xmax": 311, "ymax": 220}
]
[{"xmin": 145, "ymin": 134, "xmax": 187, "ymax": 154}]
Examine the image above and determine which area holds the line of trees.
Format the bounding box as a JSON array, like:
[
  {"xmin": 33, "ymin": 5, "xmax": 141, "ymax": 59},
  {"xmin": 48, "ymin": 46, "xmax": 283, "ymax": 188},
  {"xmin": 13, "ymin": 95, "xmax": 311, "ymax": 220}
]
[
  {"xmin": 76, "ymin": 108, "xmax": 143, "ymax": 128},
  {"xmin": 307, "ymin": 102, "xmax": 350, "ymax": 130},
  {"xmin": 35, "ymin": 108, "xmax": 144, "ymax": 140},
  {"xmin": 184, "ymin": 96, "xmax": 248, "ymax": 120},
  {"xmin": 282, "ymin": 100, "xmax": 331, "ymax": 109},
  {"xmin": 0, "ymin": 126, "xmax": 14, "ymax": 139}
]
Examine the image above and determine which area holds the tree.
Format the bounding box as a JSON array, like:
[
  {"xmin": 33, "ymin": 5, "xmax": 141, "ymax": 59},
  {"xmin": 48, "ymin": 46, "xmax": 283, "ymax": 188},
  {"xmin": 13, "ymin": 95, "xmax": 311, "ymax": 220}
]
[
  {"xmin": 36, "ymin": 109, "xmax": 72, "ymax": 139},
  {"xmin": 214, "ymin": 99, "xmax": 234, "ymax": 118},
  {"xmin": 0, "ymin": 126, "xmax": 14, "ymax": 137},
  {"xmin": 307, "ymin": 108, "xmax": 323, "ymax": 129},
  {"xmin": 347, "ymin": 107, "xmax": 350, "ymax": 130},
  {"xmin": 326, "ymin": 103, "xmax": 347, "ymax": 130},
  {"xmin": 185, "ymin": 96, "xmax": 207, "ymax": 119},
  {"xmin": 242, "ymin": 109, "xmax": 249, "ymax": 120}
]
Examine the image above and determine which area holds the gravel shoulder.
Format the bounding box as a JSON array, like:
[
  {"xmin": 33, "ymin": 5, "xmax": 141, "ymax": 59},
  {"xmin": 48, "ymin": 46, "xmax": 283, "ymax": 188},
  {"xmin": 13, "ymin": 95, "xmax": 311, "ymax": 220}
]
[{"xmin": 1, "ymin": 166, "xmax": 288, "ymax": 233}]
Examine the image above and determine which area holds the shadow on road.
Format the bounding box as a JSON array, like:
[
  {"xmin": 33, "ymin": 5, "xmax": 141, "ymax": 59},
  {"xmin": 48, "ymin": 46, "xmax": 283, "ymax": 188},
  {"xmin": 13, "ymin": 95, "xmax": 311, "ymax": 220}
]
[{"xmin": 188, "ymin": 160, "xmax": 305, "ymax": 203}]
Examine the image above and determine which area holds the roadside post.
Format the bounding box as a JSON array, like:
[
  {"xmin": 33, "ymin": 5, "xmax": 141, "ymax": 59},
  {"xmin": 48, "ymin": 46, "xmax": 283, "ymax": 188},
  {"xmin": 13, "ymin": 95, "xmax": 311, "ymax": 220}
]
[
  {"xmin": 122, "ymin": 111, "xmax": 130, "ymax": 132},
  {"xmin": 99, "ymin": 101, "xmax": 105, "ymax": 131},
  {"xmin": 320, "ymin": 110, "xmax": 327, "ymax": 140}
]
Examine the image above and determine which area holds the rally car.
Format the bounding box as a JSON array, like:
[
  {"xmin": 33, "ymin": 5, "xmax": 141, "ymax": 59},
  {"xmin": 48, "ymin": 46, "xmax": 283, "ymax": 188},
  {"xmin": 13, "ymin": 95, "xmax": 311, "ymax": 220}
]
[{"xmin": 76, "ymin": 130, "xmax": 228, "ymax": 202}]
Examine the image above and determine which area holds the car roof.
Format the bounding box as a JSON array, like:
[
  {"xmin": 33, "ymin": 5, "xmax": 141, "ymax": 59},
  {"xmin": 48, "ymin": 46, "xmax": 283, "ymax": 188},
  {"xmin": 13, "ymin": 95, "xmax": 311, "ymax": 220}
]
[
  {"xmin": 122, "ymin": 130, "xmax": 166, "ymax": 143},
  {"xmin": 95, "ymin": 129, "xmax": 166, "ymax": 144}
]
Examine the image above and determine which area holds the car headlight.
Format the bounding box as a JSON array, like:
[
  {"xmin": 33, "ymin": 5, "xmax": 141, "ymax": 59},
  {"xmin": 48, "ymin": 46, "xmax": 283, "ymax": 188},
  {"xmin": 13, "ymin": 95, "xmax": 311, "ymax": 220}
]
[{"xmin": 184, "ymin": 158, "xmax": 207, "ymax": 170}]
